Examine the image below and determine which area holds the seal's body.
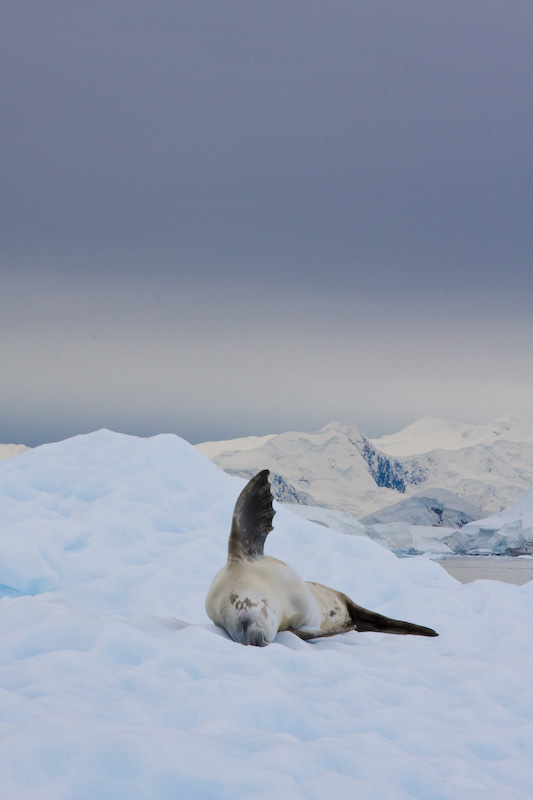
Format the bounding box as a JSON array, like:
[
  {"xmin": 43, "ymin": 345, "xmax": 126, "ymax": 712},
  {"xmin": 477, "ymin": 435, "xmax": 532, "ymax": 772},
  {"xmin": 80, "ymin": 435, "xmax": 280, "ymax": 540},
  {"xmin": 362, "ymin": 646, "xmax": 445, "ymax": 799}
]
[{"xmin": 206, "ymin": 471, "xmax": 438, "ymax": 645}]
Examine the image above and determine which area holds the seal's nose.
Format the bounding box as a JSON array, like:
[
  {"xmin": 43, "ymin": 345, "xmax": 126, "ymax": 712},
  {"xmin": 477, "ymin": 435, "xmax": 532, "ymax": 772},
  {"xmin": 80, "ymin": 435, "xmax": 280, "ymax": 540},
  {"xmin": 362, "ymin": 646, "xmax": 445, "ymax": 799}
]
[
  {"xmin": 248, "ymin": 629, "xmax": 267, "ymax": 646},
  {"xmin": 242, "ymin": 620, "xmax": 268, "ymax": 646}
]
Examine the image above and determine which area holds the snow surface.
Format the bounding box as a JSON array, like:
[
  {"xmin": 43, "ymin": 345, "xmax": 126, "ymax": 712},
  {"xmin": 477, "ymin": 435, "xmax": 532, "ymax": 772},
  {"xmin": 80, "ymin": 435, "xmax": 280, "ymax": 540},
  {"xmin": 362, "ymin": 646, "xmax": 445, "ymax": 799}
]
[
  {"xmin": 283, "ymin": 504, "xmax": 369, "ymax": 538},
  {"xmin": 1, "ymin": 430, "xmax": 533, "ymax": 799}
]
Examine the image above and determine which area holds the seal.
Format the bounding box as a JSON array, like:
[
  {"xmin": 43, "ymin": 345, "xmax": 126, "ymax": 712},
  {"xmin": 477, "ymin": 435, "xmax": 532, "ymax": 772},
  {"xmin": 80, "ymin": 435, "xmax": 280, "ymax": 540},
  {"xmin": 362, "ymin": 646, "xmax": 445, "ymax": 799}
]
[{"xmin": 205, "ymin": 470, "xmax": 438, "ymax": 645}]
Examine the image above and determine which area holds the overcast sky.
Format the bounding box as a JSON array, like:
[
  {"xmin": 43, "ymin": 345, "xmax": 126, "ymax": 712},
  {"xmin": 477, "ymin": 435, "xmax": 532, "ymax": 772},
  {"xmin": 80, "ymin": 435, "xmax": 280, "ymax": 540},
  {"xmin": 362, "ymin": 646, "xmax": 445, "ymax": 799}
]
[{"xmin": 2, "ymin": 1, "xmax": 532, "ymax": 447}]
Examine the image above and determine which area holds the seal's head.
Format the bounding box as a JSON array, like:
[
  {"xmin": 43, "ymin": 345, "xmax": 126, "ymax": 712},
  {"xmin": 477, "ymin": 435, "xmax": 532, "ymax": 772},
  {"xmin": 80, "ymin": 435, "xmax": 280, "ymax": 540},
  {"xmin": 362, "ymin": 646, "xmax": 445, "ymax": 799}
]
[{"xmin": 218, "ymin": 588, "xmax": 278, "ymax": 646}]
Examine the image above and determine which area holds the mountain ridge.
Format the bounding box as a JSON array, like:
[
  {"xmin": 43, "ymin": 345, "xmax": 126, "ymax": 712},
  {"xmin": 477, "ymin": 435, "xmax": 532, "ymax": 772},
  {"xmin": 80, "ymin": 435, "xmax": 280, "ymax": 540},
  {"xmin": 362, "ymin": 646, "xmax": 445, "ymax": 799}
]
[
  {"xmin": 196, "ymin": 416, "xmax": 533, "ymax": 520},
  {"xmin": 371, "ymin": 414, "xmax": 533, "ymax": 456}
]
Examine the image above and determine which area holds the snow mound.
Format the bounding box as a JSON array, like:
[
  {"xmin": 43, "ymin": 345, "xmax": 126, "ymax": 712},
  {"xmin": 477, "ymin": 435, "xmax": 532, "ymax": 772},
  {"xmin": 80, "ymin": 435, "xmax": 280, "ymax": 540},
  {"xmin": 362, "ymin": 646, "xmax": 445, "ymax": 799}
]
[
  {"xmin": 363, "ymin": 522, "xmax": 456, "ymax": 556},
  {"xmin": 359, "ymin": 488, "xmax": 482, "ymax": 528},
  {"xmin": 1, "ymin": 430, "xmax": 533, "ymax": 799},
  {"xmin": 444, "ymin": 487, "xmax": 533, "ymax": 555},
  {"xmin": 285, "ymin": 502, "xmax": 455, "ymax": 556}
]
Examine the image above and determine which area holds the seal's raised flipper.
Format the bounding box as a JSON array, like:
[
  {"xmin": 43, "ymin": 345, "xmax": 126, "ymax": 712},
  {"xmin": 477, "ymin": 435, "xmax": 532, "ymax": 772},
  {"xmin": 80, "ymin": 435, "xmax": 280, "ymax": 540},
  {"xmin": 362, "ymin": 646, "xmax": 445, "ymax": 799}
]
[{"xmin": 227, "ymin": 470, "xmax": 275, "ymax": 561}]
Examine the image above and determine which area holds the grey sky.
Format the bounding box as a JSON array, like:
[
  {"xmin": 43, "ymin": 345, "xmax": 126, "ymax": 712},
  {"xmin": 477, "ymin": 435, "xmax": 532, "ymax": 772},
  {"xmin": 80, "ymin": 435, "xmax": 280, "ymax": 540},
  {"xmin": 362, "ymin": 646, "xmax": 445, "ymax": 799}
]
[{"xmin": 1, "ymin": 1, "xmax": 532, "ymax": 446}]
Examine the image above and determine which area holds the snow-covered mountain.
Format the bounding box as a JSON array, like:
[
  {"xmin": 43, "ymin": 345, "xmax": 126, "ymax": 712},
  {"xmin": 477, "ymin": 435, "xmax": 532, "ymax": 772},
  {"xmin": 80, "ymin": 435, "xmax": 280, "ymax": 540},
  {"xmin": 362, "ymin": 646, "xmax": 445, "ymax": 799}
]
[
  {"xmin": 443, "ymin": 487, "xmax": 533, "ymax": 556},
  {"xmin": 197, "ymin": 419, "xmax": 533, "ymax": 518},
  {"xmin": 0, "ymin": 443, "xmax": 30, "ymax": 460},
  {"xmin": 372, "ymin": 414, "xmax": 533, "ymax": 456},
  {"xmin": 196, "ymin": 433, "xmax": 276, "ymax": 460},
  {"xmin": 400, "ymin": 438, "xmax": 533, "ymax": 514},
  {"xmin": 201, "ymin": 422, "xmax": 408, "ymax": 518}
]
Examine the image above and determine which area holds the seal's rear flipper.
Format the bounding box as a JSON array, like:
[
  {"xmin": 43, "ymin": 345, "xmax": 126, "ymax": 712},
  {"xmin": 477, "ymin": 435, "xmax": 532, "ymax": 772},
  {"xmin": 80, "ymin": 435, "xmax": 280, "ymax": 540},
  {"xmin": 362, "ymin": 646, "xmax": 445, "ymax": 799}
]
[
  {"xmin": 290, "ymin": 594, "xmax": 438, "ymax": 640},
  {"xmin": 346, "ymin": 597, "xmax": 438, "ymax": 637},
  {"xmin": 227, "ymin": 470, "xmax": 275, "ymax": 561},
  {"xmin": 291, "ymin": 616, "xmax": 438, "ymax": 641}
]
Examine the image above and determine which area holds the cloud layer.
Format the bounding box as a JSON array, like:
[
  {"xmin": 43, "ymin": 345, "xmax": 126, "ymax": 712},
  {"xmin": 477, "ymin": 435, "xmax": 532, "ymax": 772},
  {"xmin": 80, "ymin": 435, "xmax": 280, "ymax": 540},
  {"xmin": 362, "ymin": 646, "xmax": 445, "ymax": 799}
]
[{"xmin": 2, "ymin": 2, "xmax": 532, "ymax": 445}]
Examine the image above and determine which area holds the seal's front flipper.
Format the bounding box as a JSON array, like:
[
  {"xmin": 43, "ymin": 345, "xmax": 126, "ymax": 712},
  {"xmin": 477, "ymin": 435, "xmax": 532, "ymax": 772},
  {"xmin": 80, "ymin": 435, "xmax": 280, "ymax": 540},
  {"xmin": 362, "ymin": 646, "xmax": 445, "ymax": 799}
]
[
  {"xmin": 346, "ymin": 597, "xmax": 438, "ymax": 637},
  {"xmin": 227, "ymin": 470, "xmax": 275, "ymax": 561},
  {"xmin": 289, "ymin": 625, "xmax": 358, "ymax": 641}
]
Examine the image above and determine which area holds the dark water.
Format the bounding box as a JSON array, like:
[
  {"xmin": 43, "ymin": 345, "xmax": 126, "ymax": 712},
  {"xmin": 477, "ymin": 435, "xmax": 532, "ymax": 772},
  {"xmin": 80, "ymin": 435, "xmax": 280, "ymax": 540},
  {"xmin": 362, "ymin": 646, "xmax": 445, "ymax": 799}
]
[{"xmin": 431, "ymin": 556, "xmax": 533, "ymax": 585}]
